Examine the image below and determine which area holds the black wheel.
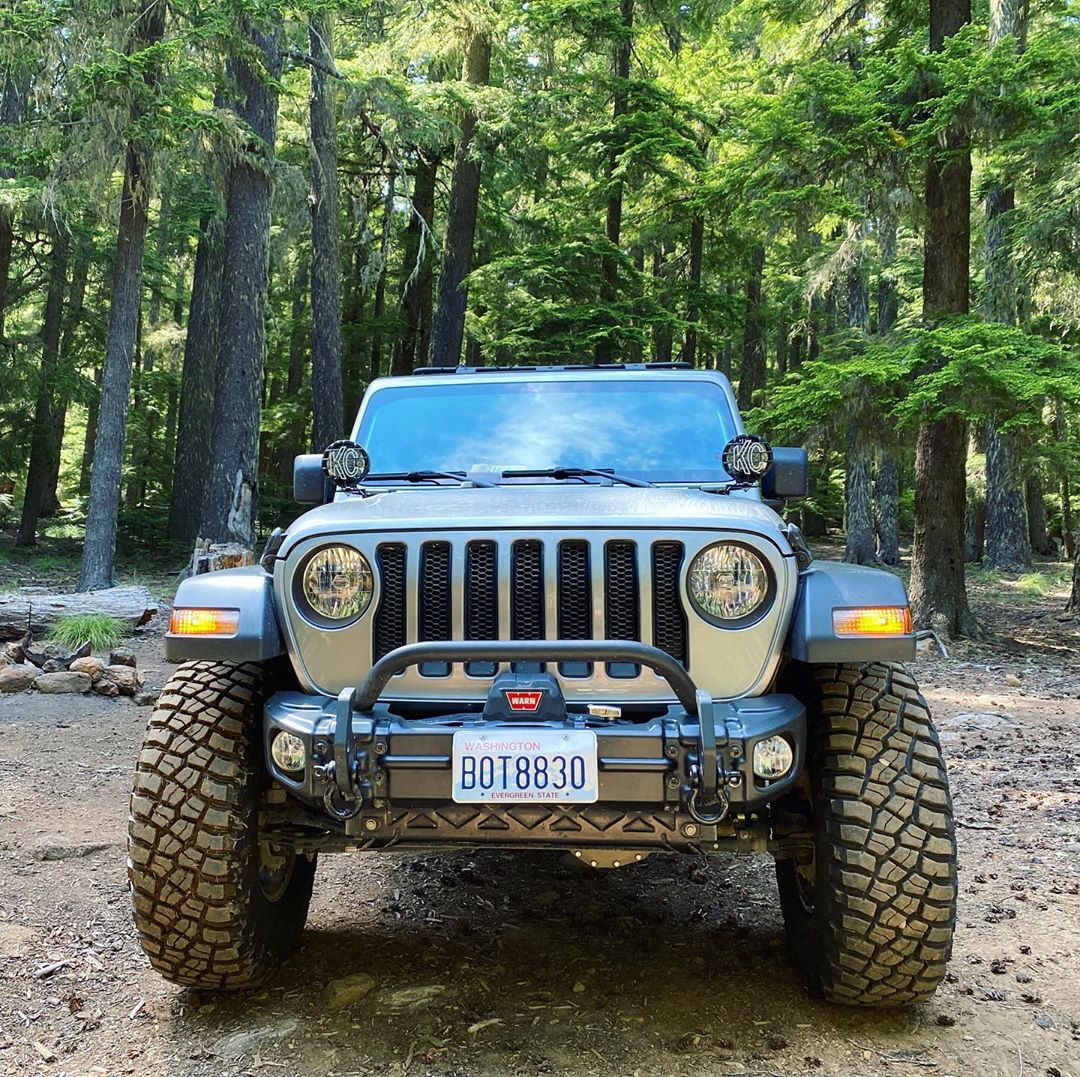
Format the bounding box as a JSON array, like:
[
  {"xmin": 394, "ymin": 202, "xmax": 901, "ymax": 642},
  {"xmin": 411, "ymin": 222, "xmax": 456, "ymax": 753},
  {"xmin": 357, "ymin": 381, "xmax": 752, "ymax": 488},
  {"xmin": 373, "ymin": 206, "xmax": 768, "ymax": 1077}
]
[
  {"xmin": 128, "ymin": 661, "xmax": 316, "ymax": 989},
  {"xmin": 775, "ymin": 661, "xmax": 957, "ymax": 1007}
]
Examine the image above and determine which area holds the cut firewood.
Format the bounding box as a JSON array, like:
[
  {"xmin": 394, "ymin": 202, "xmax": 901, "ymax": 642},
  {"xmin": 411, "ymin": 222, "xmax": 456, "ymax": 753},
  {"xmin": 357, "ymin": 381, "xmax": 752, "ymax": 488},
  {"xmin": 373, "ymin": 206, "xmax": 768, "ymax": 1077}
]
[{"xmin": 0, "ymin": 587, "xmax": 157, "ymax": 640}]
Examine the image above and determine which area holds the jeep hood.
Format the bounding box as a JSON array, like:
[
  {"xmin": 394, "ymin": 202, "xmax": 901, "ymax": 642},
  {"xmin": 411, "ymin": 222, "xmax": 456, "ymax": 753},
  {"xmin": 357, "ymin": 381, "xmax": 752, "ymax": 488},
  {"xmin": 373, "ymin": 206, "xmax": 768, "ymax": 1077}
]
[{"xmin": 279, "ymin": 486, "xmax": 790, "ymax": 556}]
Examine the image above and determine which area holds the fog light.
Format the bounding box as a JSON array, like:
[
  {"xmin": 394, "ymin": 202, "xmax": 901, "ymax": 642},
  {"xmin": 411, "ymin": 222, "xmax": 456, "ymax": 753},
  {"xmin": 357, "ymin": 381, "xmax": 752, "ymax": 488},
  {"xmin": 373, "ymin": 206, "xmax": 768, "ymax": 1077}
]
[
  {"xmin": 271, "ymin": 731, "xmax": 306, "ymax": 774},
  {"xmin": 752, "ymin": 735, "xmax": 794, "ymax": 779}
]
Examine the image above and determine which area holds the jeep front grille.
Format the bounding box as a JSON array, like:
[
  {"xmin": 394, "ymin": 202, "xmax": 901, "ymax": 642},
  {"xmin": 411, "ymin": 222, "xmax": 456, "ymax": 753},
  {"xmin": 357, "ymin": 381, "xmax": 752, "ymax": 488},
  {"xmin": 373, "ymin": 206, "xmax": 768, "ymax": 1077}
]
[{"xmin": 371, "ymin": 537, "xmax": 688, "ymax": 673}]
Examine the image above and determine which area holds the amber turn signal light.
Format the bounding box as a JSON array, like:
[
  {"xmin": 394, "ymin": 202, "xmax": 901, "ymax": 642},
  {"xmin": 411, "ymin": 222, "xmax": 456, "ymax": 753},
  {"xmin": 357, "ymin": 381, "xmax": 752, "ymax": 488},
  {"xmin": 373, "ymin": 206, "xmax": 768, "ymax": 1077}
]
[
  {"xmin": 832, "ymin": 606, "xmax": 912, "ymax": 636},
  {"xmin": 168, "ymin": 608, "xmax": 240, "ymax": 637}
]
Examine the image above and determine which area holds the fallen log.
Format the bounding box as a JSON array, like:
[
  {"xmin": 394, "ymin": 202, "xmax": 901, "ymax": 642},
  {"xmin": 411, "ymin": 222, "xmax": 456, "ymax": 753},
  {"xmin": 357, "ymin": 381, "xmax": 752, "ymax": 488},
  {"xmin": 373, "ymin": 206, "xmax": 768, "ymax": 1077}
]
[{"xmin": 0, "ymin": 586, "xmax": 157, "ymax": 640}]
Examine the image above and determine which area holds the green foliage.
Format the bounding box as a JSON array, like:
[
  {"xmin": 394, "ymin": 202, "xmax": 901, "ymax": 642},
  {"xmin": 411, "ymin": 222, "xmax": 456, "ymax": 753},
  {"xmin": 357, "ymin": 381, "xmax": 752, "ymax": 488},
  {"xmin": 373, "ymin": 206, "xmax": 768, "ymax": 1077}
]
[
  {"xmin": 757, "ymin": 320, "xmax": 1079, "ymax": 448},
  {"xmin": 45, "ymin": 614, "xmax": 126, "ymax": 651},
  {"xmin": 1, "ymin": 0, "xmax": 1079, "ymax": 567}
]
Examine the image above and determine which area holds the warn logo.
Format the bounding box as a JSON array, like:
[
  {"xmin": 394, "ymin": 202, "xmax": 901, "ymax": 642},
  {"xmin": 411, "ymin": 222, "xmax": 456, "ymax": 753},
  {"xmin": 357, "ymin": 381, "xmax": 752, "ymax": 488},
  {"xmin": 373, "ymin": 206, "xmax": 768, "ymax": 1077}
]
[{"xmin": 504, "ymin": 690, "xmax": 545, "ymax": 713}]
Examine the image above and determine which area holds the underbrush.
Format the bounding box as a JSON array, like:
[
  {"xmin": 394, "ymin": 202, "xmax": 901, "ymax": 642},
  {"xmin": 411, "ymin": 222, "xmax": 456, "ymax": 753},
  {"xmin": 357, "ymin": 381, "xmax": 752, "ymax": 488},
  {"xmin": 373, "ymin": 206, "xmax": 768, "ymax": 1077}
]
[{"xmin": 46, "ymin": 613, "xmax": 126, "ymax": 651}]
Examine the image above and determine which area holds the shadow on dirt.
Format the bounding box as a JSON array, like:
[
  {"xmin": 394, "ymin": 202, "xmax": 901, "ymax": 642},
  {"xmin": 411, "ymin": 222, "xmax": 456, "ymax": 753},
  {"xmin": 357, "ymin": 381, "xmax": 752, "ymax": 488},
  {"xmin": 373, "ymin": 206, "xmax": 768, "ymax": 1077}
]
[{"xmin": 172, "ymin": 850, "xmax": 917, "ymax": 1074}]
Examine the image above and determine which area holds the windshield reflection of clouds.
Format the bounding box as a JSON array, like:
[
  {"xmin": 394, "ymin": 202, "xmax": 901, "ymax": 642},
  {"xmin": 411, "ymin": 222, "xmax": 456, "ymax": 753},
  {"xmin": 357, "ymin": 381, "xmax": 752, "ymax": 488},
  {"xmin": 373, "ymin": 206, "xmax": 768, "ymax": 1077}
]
[{"xmin": 359, "ymin": 381, "xmax": 734, "ymax": 478}]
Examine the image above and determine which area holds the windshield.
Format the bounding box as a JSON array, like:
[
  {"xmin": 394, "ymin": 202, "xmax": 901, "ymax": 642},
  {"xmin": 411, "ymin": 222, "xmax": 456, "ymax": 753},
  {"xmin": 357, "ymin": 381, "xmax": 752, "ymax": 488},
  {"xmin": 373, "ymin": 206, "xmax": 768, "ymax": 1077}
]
[{"xmin": 354, "ymin": 378, "xmax": 739, "ymax": 483}]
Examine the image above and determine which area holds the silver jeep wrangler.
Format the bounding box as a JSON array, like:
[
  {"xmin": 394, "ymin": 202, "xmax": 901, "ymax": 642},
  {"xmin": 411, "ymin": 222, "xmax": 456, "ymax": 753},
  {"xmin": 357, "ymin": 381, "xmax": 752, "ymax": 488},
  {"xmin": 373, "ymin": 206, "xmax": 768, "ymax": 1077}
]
[{"xmin": 129, "ymin": 364, "xmax": 957, "ymax": 1007}]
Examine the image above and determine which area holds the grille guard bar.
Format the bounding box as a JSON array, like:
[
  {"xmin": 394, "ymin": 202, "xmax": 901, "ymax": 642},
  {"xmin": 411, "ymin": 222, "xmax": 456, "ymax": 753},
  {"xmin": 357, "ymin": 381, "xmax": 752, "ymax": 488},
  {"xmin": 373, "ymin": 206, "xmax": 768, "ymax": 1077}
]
[
  {"xmin": 350, "ymin": 639, "xmax": 701, "ymax": 714},
  {"xmin": 333, "ymin": 639, "xmax": 725, "ymax": 817}
]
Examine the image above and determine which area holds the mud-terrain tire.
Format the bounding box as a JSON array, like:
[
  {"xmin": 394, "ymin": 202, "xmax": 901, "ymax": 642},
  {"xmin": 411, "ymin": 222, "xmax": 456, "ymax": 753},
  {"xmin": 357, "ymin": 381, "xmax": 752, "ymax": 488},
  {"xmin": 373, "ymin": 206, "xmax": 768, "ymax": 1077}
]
[
  {"xmin": 775, "ymin": 661, "xmax": 957, "ymax": 1007},
  {"xmin": 128, "ymin": 661, "xmax": 315, "ymax": 989}
]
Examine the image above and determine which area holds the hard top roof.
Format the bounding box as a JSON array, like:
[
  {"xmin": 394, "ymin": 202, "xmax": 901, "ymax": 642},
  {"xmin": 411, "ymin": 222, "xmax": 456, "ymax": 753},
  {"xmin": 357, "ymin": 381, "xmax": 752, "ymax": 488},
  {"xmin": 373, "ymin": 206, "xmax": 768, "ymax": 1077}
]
[{"xmin": 412, "ymin": 362, "xmax": 693, "ymax": 375}]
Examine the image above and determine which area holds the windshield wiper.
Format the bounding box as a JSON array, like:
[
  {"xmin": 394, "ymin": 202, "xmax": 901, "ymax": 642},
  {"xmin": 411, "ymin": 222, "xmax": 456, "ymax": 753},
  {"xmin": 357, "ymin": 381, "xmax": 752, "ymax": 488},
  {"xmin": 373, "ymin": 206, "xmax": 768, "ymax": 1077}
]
[
  {"xmin": 362, "ymin": 470, "xmax": 496, "ymax": 488},
  {"xmin": 500, "ymin": 467, "xmax": 653, "ymax": 488}
]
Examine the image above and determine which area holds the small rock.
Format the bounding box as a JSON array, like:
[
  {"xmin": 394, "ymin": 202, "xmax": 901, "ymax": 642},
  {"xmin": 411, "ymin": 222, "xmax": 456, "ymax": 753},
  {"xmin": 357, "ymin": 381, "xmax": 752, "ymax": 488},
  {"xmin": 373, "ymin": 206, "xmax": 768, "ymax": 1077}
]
[
  {"xmin": 0, "ymin": 664, "xmax": 41, "ymax": 692},
  {"xmin": 935, "ymin": 1013, "xmax": 956, "ymax": 1027},
  {"xmin": 214, "ymin": 1016, "xmax": 302, "ymax": 1056},
  {"xmin": 93, "ymin": 679, "xmax": 120, "ymax": 698},
  {"xmin": 938, "ymin": 712, "xmax": 1019, "ymax": 732},
  {"xmin": 41, "ymin": 659, "xmax": 67, "ymax": 673},
  {"xmin": 95, "ymin": 664, "xmax": 138, "ymax": 696},
  {"xmin": 134, "ymin": 688, "xmax": 160, "ymax": 707},
  {"xmin": 1004, "ymin": 673, "xmax": 1022, "ymax": 687},
  {"xmin": 325, "ymin": 972, "xmax": 377, "ymax": 1008},
  {"xmin": 0, "ymin": 923, "xmax": 36, "ymax": 957},
  {"xmin": 69, "ymin": 656, "xmax": 105, "ymax": 679},
  {"xmin": 109, "ymin": 647, "xmax": 137, "ymax": 668},
  {"xmin": 32, "ymin": 839, "xmax": 112, "ymax": 861},
  {"xmin": 35, "ymin": 671, "xmax": 92, "ymax": 694},
  {"xmin": 1034, "ymin": 1012, "xmax": 1053, "ymax": 1029},
  {"xmin": 378, "ymin": 984, "xmax": 448, "ymax": 1011}
]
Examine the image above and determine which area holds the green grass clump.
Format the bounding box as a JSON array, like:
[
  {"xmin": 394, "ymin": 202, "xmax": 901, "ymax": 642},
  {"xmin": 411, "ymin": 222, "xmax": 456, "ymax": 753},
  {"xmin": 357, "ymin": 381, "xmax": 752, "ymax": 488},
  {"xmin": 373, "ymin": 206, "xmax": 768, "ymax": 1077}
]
[{"xmin": 46, "ymin": 613, "xmax": 126, "ymax": 651}]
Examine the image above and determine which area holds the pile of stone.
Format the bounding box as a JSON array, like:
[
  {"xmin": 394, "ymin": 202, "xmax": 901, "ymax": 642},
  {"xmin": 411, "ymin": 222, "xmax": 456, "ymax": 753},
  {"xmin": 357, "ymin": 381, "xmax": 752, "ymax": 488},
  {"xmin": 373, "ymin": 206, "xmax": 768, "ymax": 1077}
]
[{"xmin": 0, "ymin": 635, "xmax": 146, "ymax": 699}]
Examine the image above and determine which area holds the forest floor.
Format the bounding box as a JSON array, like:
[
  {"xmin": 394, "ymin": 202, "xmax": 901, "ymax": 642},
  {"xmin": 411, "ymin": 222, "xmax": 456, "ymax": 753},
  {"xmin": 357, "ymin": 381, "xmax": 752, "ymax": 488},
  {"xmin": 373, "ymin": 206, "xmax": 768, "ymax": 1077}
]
[{"xmin": 0, "ymin": 537, "xmax": 1077, "ymax": 1077}]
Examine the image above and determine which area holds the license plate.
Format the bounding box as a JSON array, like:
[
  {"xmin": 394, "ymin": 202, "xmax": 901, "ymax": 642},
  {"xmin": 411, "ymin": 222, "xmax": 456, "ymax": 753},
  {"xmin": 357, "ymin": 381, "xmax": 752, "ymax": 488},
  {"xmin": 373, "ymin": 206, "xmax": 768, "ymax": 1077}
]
[{"xmin": 451, "ymin": 729, "xmax": 599, "ymax": 804}]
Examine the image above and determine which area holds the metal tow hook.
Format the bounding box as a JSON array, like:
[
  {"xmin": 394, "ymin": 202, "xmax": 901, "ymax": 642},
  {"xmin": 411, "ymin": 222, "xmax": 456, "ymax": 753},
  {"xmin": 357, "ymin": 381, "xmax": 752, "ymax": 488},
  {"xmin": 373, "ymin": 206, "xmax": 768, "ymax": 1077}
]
[
  {"xmin": 316, "ymin": 762, "xmax": 362, "ymax": 821},
  {"xmin": 688, "ymin": 763, "xmax": 730, "ymax": 825}
]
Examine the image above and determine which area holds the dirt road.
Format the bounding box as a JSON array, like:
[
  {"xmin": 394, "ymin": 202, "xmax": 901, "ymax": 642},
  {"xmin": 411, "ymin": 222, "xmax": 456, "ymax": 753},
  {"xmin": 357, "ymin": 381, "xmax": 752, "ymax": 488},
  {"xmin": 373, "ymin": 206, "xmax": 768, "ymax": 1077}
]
[{"xmin": 1, "ymin": 571, "xmax": 1078, "ymax": 1077}]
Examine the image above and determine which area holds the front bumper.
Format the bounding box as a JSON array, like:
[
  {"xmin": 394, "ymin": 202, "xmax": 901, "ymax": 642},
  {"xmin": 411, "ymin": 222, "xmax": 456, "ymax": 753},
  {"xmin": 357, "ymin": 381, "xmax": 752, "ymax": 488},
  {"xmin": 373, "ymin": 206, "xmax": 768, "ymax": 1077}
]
[{"xmin": 263, "ymin": 640, "xmax": 805, "ymax": 852}]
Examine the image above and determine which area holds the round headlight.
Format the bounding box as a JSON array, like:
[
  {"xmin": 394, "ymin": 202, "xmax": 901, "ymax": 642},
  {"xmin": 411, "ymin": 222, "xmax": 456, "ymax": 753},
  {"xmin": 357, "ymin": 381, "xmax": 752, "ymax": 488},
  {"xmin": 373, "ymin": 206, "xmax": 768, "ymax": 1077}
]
[
  {"xmin": 687, "ymin": 543, "xmax": 772, "ymax": 624},
  {"xmin": 300, "ymin": 545, "xmax": 373, "ymax": 623}
]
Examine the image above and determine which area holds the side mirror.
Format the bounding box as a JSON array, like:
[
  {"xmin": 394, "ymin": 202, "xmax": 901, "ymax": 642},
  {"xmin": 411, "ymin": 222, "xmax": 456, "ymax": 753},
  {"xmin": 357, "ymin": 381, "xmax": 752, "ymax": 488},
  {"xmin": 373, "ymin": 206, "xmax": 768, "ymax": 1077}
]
[
  {"xmin": 762, "ymin": 447, "xmax": 809, "ymax": 500},
  {"xmin": 293, "ymin": 454, "xmax": 327, "ymax": 504}
]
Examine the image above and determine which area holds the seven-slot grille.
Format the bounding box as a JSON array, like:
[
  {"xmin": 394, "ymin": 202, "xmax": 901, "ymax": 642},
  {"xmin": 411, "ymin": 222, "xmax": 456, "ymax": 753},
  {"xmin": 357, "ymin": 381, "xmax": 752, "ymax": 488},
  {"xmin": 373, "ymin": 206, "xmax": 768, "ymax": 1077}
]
[{"xmin": 372, "ymin": 537, "xmax": 688, "ymax": 674}]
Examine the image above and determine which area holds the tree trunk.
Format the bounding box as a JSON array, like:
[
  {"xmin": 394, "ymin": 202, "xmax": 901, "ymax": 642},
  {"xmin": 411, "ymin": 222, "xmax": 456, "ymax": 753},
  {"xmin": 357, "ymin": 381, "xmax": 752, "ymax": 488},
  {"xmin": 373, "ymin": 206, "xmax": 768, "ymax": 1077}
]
[
  {"xmin": 199, "ymin": 17, "xmax": 282, "ymax": 550},
  {"xmin": 168, "ymin": 212, "xmax": 224, "ymax": 544},
  {"xmin": 0, "ymin": 73, "xmax": 23, "ymax": 340},
  {"xmin": 843, "ymin": 236, "xmax": 875, "ymax": 565},
  {"xmin": 79, "ymin": 367, "xmax": 102, "ymax": 497},
  {"xmin": 964, "ymin": 490, "xmax": 986, "ymax": 562},
  {"xmin": 983, "ymin": 427, "xmax": 1029, "ymax": 571},
  {"xmin": 308, "ymin": 11, "xmax": 343, "ymax": 450},
  {"xmin": 41, "ymin": 231, "xmax": 91, "ymax": 517},
  {"xmin": 368, "ymin": 173, "xmax": 396, "ymax": 383},
  {"xmin": 287, "ymin": 260, "xmax": 308, "ymax": 396},
  {"xmin": 341, "ymin": 190, "xmax": 370, "ymax": 400},
  {"xmin": 78, "ymin": 0, "xmax": 166, "ymax": 591},
  {"xmin": 1068, "ymin": 545, "xmax": 1080, "ymax": 616},
  {"xmin": 274, "ymin": 259, "xmax": 308, "ymax": 486},
  {"xmin": 124, "ymin": 315, "xmax": 147, "ymax": 508},
  {"xmin": 982, "ymin": 0, "xmax": 1028, "ymax": 573},
  {"xmin": 874, "ymin": 449, "xmax": 900, "ymax": 565},
  {"xmin": 1026, "ymin": 475, "xmax": 1051, "ymax": 555},
  {"xmin": 429, "ymin": 27, "xmax": 491, "ymax": 365},
  {"xmin": 736, "ymin": 244, "xmax": 766, "ymax": 411},
  {"xmin": 909, "ymin": 0, "xmax": 976, "ymax": 636},
  {"xmin": 911, "ymin": 416, "xmax": 977, "ymax": 634},
  {"xmin": 392, "ymin": 152, "xmax": 438, "ymax": 376},
  {"xmin": 1057, "ymin": 407, "xmax": 1075, "ymax": 562},
  {"xmin": 679, "ymin": 212, "xmax": 704, "ymax": 366},
  {"xmin": 0, "ymin": 586, "xmax": 156, "ymax": 639},
  {"xmin": 596, "ymin": 0, "xmax": 634, "ymax": 364},
  {"xmin": 873, "ymin": 212, "xmax": 900, "ymax": 563},
  {"xmin": 650, "ymin": 245, "xmax": 673, "ymax": 361},
  {"xmin": 15, "ymin": 231, "xmax": 68, "ymax": 547},
  {"xmin": 844, "ymin": 417, "xmax": 876, "ymax": 564}
]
